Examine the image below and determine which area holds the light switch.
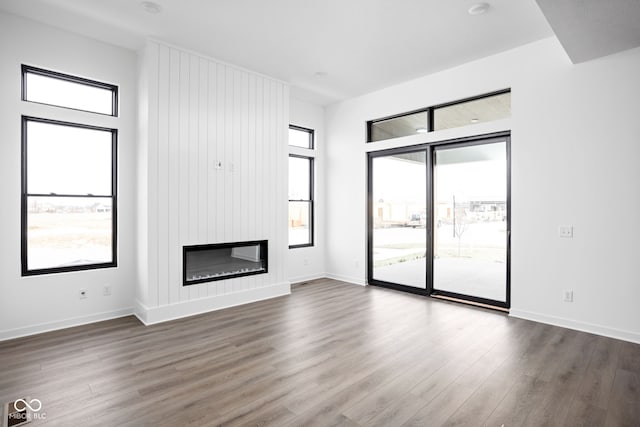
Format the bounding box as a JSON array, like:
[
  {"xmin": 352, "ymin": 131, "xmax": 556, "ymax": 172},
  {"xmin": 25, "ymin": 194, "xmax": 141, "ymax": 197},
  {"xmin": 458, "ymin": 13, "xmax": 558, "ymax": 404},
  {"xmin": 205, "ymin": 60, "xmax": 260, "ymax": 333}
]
[
  {"xmin": 558, "ymin": 225, "xmax": 573, "ymax": 238},
  {"xmin": 563, "ymin": 290, "xmax": 574, "ymax": 302}
]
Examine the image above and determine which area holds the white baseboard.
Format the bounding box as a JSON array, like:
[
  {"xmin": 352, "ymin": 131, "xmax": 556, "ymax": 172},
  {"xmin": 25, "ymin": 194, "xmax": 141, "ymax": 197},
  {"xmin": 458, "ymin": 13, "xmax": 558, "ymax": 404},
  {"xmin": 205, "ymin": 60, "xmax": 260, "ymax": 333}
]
[
  {"xmin": 289, "ymin": 272, "xmax": 328, "ymax": 284},
  {"xmin": 0, "ymin": 308, "xmax": 134, "ymax": 342},
  {"xmin": 324, "ymin": 273, "xmax": 366, "ymax": 286},
  {"xmin": 510, "ymin": 309, "xmax": 640, "ymax": 344},
  {"xmin": 135, "ymin": 282, "xmax": 291, "ymax": 326},
  {"xmin": 134, "ymin": 299, "xmax": 150, "ymax": 324}
]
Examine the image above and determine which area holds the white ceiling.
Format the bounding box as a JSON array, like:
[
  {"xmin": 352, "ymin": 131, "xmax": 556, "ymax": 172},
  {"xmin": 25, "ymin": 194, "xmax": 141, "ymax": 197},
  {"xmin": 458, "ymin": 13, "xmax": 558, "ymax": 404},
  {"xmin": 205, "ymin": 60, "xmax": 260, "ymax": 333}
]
[
  {"xmin": 535, "ymin": 0, "xmax": 640, "ymax": 64},
  {"xmin": 0, "ymin": 0, "xmax": 555, "ymax": 105}
]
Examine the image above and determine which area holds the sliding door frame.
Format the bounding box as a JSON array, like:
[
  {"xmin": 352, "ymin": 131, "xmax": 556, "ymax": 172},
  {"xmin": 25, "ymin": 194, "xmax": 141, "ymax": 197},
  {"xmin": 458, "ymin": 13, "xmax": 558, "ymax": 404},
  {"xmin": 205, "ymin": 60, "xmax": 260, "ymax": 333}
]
[
  {"xmin": 367, "ymin": 145, "xmax": 432, "ymax": 297},
  {"xmin": 367, "ymin": 131, "xmax": 511, "ymax": 309}
]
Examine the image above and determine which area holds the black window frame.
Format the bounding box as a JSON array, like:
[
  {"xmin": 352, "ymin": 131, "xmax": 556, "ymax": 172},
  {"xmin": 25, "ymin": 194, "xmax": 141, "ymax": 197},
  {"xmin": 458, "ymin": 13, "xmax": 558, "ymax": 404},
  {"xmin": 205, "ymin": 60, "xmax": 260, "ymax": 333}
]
[
  {"xmin": 366, "ymin": 89, "xmax": 510, "ymax": 143},
  {"xmin": 288, "ymin": 124, "xmax": 315, "ymax": 149},
  {"xmin": 21, "ymin": 116, "xmax": 118, "ymax": 276},
  {"xmin": 22, "ymin": 64, "xmax": 119, "ymax": 117},
  {"xmin": 288, "ymin": 154, "xmax": 314, "ymax": 249}
]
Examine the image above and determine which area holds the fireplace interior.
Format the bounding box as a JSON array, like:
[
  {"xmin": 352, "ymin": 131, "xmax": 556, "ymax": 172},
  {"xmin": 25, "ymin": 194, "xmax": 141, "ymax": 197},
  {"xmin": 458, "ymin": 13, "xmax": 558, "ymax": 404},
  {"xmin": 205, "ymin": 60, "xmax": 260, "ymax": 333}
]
[{"xmin": 183, "ymin": 240, "xmax": 268, "ymax": 286}]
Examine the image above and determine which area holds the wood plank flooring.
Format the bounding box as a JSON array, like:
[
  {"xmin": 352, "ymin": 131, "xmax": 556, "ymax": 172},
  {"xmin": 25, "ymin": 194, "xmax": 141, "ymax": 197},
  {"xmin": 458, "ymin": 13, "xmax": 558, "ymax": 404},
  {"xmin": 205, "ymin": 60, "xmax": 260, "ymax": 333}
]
[{"xmin": 1, "ymin": 279, "xmax": 639, "ymax": 426}]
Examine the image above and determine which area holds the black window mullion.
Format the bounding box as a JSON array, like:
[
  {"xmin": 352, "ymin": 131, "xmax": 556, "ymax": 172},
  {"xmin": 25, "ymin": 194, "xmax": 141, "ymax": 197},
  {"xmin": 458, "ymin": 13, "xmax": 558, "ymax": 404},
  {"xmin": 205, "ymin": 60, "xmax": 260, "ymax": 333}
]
[{"xmin": 24, "ymin": 194, "xmax": 115, "ymax": 201}]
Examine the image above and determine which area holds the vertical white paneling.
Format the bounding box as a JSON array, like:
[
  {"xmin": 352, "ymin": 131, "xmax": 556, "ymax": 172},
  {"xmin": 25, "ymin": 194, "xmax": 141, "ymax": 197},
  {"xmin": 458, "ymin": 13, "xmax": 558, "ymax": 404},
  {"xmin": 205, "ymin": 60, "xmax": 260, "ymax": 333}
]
[
  {"xmin": 239, "ymin": 70, "xmax": 249, "ymax": 291},
  {"xmin": 142, "ymin": 40, "xmax": 289, "ymax": 314},
  {"xmin": 157, "ymin": 44, "xmax": 170, "ymax": 307},
  {"xmin": 178, "ymin": 50, "xmax": 190, "ymax": 302},
  {"xmin": 215, "ymin": 63, "xmax": 226, "ymax": 297},
  {"xmin": 198, "ymin": 58, "xmax": 209, "ymax": 243},
  {"xmin": 147, "ymin": 42, "xmax": 160, "ymax": 308},
  {"xmin": 247, "ymin": 74, "xmax": 256, "ymax": 290},
  {"xmin": 264, "ymin": 79, "xmax": 273, "ymax": 287},
  {"xmin": 255, "ymin": 77, "xmax": 265, "ymax": 289},
  {"xmin": 137, "ymin": 44, "xmax": 150, "ymax": 307},
  {"xmin": 231, "ymin": 70, "xmax": 242, "ymax": 292},
  {"xmin": 224, "ymin": 66, "xmax": 234, "ymax": 295},
  {"xmin": 168, "ymin": 48, "xmax": 181, "ymax": 305},
  {"xmin": 188, "ymin": 54, "xmax": 199, "ymax": 300},
  {"xmin": 280, "ymin": 85, "xmax": 289, "ymax": 285},
  {"xmin": 197, "ymin": 57, "xmax": 209, "ymax": 298},
  {"xmin": 238, "ymin": 73, "xmax": 253, "ymax": 246},
  {"xmin": 240, "ymin": 72, "xmax": 249, "ymax": 243},
  {"xmin": 270, "ymin": 81, "xmax": 278, "ymax": 286},
  {"xmin": 206, "ymin": 61, "xmax": 217, "ymax": 297}
]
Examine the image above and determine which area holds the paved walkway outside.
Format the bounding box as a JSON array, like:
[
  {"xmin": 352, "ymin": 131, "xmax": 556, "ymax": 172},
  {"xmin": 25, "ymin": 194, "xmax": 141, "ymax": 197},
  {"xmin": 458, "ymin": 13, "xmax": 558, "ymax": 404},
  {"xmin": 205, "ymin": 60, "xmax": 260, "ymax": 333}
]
[{"xmin": 374, "ymin": 257, "xmax": 506, "ymax": 301}]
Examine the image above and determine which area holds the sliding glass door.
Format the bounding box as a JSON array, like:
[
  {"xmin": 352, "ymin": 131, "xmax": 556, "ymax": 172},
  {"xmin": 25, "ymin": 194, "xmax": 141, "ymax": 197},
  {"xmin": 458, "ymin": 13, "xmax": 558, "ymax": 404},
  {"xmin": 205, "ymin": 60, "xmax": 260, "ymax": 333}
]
[
  {"xmin": 370, "ymin": 152, "xmax": 427, "ymax": 289},
  {"xmin": 432, "ymin": 141, "xmax": 508, "ymax": 305},
  {"xmin": 367, "ymin": 134, "xmax": 510, "ymax": 308}
]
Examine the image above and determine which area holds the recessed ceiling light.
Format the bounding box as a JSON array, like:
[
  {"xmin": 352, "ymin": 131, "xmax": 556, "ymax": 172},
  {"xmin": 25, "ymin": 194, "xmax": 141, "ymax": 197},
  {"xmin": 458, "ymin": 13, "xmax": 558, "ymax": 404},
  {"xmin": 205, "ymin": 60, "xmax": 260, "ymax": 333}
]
[
  {"xmin": 468, "ymin": 2, "xmax": 490, "ymax": 15},
  {"xmin": 141, "ymin": 1, "xmax": 162, "ymax": 14},
  {"xmin": 314, "ymin": 71, "xmax": 328, "ymax": 78},
  {"xmin": 470, "ymin": 118, "xmax": 479, "ymax": 123},
  {"xmin": 416, "ymin": 127, "xmax": 428, "ymax": 133}
]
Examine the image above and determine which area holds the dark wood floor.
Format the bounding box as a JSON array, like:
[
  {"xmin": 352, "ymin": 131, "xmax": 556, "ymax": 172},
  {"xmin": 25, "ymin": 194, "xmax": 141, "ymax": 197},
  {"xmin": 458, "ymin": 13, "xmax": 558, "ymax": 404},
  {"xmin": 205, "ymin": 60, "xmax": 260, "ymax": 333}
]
[{"xmin": 1, "ymin": 279, "xmax": 639, "ymax": 426}]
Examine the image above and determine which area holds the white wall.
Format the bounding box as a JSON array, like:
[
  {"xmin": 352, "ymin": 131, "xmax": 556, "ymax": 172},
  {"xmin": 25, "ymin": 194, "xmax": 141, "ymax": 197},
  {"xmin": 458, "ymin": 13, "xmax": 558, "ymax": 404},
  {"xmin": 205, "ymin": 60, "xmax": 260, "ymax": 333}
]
[
  {"xmin": 325, "ymin": 37, "xmax": 640, "ymax": 343},
  {"xmin": 0, "ymin": 12, "xmax": 138, "ymax": 340},
  {"xmin": 136, "ymin": 41, "xmax": 290, "ymax": 324},
  {"xmin": 288, "ymin": 98, "xmax": 326, "ymax": 283}
]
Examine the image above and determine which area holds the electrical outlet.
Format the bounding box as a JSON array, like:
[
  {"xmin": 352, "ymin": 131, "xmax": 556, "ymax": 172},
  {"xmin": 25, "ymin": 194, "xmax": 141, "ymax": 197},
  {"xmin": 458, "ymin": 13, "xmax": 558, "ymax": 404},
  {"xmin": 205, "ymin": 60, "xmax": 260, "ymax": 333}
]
[
  {"xmin": 563, "ymin": 290, "xmax": 573, "ymax": 302},
  {"xmin": 103, "ymin": 285, "xmax": 112, "ymax": 296},
  {"xmin": 303, "ymin": 259, "xmax": 309, "ymax": 266},
  {"xmin": 79, "ymin": 289, "xmax": 87, "ymax": 299},
  {"xmin": 559, "ymin": 225, "xmax": 573, "ymax": 238}
]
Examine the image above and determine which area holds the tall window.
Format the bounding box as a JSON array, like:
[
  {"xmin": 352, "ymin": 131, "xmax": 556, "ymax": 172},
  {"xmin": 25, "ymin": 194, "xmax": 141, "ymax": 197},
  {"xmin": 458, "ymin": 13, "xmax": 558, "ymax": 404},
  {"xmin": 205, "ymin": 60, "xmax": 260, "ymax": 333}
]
[
  {"xmin": 288, "ymin": 125, "xmax": 315, "ymax": 248},
  {"xmin": 21, "ymin": 66, "xmax": 118, "ymax": 276}
]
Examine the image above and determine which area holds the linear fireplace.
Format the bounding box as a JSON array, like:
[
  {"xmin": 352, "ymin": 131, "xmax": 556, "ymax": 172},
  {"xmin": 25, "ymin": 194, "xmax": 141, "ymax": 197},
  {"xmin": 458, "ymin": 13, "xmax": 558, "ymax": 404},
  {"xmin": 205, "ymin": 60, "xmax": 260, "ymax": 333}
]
[{"xmin": 183, "ymin": 240, "xmax": 268, "ymax": 286}]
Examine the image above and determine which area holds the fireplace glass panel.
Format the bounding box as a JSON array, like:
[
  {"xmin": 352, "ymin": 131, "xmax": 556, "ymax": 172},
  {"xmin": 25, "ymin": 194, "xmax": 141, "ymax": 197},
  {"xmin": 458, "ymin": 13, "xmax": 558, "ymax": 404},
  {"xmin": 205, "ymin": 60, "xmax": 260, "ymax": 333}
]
[{"xmin": 183, "ymin": 241, "xmax": 267, "ymax": 285}]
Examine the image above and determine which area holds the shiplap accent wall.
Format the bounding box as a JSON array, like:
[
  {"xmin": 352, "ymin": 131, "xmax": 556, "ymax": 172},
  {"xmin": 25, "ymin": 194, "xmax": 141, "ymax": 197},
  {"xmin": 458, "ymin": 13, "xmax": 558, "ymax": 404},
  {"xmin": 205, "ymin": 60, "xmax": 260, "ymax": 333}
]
[{"xmin": 137, "ymin": 40, "xmax": 290, "ymax": 324}]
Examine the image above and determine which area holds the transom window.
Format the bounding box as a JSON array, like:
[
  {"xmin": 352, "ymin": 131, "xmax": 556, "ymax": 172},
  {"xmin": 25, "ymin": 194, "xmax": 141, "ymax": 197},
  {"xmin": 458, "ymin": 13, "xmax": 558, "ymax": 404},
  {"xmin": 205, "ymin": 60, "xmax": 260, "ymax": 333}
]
[
  {"xmin": 288, "ymin": 125, "xmax": 314, "ymax": 149},
  {"xmin": 367, "ymin": 90, "xmax": 511, "ymax": 142},
  {"xmin": 22, "ymin": 65, "xmax": 118, "ymax": 116}
]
